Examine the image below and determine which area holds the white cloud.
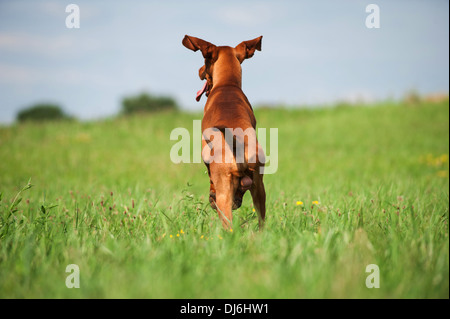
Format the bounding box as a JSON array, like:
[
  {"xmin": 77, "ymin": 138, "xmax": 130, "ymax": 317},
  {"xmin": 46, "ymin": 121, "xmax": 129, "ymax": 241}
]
[
  {"xmin": 0, "ymin": 63, "xmax": 116, "ymax": 87},
  {"xmin": 0, "ymin": 33, "xmax": 73, "ymax": 55},
  {"xmin": 0, "ymin": 32, "xmax": 103, "ymax": 58},
  {"xmin": 0, "ymin": 63, "xmax": 38, "ymax": 84}
]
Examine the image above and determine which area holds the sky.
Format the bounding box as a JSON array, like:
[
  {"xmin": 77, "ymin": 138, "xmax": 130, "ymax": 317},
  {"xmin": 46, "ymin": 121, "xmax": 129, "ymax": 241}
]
[{"xmin": 0, "ymin": 0, "xmax": 448, "ymax": 124}]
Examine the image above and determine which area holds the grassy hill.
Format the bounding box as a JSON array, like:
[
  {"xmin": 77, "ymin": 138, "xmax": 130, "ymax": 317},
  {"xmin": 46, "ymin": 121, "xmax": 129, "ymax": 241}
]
[{"xmin": 0, "ymin": 100, "xmax": 448, "ymax": 298}]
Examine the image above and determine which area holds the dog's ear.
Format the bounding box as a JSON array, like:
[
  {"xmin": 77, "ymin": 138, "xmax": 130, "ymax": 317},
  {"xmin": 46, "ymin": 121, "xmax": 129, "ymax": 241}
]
[
  {"xmin": 235, "ymin": 36, "xmax": 262, "ymax": 63},
  {"xmin": 183, "ymin": 35, "xmax": 215, "ymax": 59},
  {"xmin": 199, "ymin": 65, "xmax": 206, "ymax": 80}
]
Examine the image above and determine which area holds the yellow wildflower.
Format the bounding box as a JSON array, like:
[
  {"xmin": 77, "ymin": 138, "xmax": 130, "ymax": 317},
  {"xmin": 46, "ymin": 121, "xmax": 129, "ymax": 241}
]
[
  {"xmin": 437, "ymin": 170, "xmax": 448, "ymax": 178},
  {"xmin": 296, "ymin": 201, "xmax": 303, "ymax": 206}
]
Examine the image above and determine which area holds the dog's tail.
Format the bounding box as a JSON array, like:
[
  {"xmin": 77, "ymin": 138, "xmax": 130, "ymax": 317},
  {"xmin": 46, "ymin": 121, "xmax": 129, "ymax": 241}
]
[
  {"xmin": 202, "ymin": 126, "xmax": 264, "ymax": 171},
  {"xmin": 220, "ymin": 126, "xmax": 261, "ymax": 169}
]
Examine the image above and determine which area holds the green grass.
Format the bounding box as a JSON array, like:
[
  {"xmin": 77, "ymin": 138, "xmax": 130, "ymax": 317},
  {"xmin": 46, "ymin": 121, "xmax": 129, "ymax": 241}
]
[{"xmin": 0, "ymin": 100, "xmax": 448, "ymax": 298}]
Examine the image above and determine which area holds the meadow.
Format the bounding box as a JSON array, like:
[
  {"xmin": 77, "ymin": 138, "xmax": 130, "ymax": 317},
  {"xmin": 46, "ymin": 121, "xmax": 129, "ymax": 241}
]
[{"xmin": 0, "ymin": 99, "xmax": 448, "ymax": 298}]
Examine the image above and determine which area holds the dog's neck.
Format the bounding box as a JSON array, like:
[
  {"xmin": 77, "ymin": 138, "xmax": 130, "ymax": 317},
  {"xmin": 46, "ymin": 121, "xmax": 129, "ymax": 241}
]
[{"xmin": 212, "ymin": 50, "xmax": 242, "ymax": 90}]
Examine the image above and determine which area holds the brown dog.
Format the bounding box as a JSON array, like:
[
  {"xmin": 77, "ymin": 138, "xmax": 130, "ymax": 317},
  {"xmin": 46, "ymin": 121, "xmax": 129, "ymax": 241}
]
[{"xmin": 182, "ymin": 35, "xmax": 266, "ymax": 229}]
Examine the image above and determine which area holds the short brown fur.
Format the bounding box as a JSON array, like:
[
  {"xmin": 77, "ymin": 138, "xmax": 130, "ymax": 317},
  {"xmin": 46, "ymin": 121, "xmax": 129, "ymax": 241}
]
[{"xmin": 183, "ymin": 35, "xmax": 266, "ymax": 229}]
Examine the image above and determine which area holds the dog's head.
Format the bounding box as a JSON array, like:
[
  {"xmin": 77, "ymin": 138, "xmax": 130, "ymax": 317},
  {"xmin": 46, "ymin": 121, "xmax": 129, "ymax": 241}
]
[{"xmin": 182, "ymin": 35, "xmax": 262, "ymax": 101}]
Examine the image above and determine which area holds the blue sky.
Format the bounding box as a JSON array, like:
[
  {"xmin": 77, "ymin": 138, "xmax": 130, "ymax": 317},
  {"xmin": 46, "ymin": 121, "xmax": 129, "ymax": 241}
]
[{"xmin": 0, "ymin": 0, "xmax": 448, "ymax": 123}]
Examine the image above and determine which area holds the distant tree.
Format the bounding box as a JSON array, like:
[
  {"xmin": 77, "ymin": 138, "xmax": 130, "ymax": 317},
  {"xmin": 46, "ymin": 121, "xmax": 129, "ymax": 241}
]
[
  {"xmin": 17, "ymin": 104, "xmax": 69, "ymax": 122},
  {"xmin": 403, "ymin": 89, "xmax": 422, "ymax": 106},
  {"xmin": 121, "ymin": 92, "xmax": 178, "ymax": 115}
]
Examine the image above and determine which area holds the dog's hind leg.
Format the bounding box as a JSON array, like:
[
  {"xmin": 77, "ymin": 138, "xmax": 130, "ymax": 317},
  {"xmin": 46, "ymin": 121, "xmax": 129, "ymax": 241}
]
[
  {"xmin": 213, "ymin": 179, "xmax": 236, "ymax": 229},
  {"xmin": 209, "ymin": 165, "xmax": 239, "ymax": 229},
  {"xmin": 250, "ymin": 172, "xmax": 266, "ymax": 230},
  {"xmin": 205, "ymin": 163, "xmax": 218, "ymax": 210}
]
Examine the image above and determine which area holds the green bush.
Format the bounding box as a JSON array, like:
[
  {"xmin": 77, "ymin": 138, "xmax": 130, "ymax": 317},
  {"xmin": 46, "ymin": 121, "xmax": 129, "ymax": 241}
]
[
  {"xmin": 17, "ymin": 104, "xmax": 69, "ymax": 122},
  {"xmin": 122, "ymin": 92, "xmax": 178, "ymax": 115}
]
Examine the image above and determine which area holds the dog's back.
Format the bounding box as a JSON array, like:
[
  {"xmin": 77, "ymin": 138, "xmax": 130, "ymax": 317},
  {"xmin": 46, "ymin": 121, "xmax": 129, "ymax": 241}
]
[{"xmin": 202, "ymin": 86, "xmax": 256, "ymax": 132}]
